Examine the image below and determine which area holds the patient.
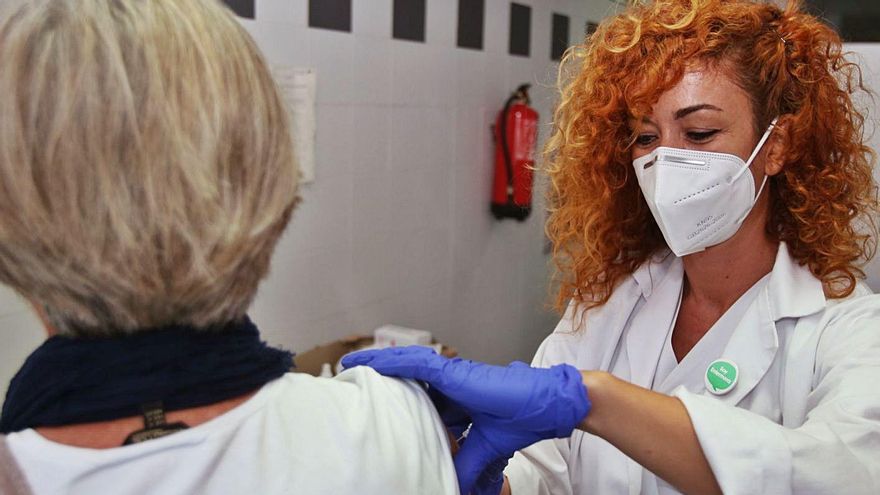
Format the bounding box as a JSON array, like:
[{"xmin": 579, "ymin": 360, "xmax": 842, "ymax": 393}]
[{"xmin": 0, "ymin": 1, "xmax": 456, "ymax": 493}]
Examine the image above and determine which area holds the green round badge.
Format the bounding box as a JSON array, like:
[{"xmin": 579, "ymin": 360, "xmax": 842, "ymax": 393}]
[{"xmin": 705, "ymin": 359, "xmax": 738, "ymax": 395}]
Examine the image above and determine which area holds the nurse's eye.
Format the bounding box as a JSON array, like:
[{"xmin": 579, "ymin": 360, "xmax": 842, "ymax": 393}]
[
  {"xmin": 687, "ymin": 129, "xmax": 720, "ymax": 143},
  {"xmin": 635, "ymin": 134, "xmax": 657, "ymax": 146}
]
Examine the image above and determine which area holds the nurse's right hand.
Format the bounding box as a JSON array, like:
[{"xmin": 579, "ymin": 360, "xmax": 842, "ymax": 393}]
[{"xmin": 341, "ymin": 346, "xmax": 590, "ymax": 495}]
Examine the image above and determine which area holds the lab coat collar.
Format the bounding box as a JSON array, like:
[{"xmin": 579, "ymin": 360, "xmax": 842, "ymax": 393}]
[
  {"xmin": 631, "ymin": 242, "xmax": 825, "ymax": 322},
  {"xmin": 765, "ymin": 242, "xmax": 826, "ymax": 321},
  {"xmin": 630, "ymin": 250, "xmax": 677, "ymax": 299}
]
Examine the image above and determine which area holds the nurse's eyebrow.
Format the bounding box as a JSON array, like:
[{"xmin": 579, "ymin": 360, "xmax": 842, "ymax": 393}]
[{"xmin": 674, "ymin": 104, "xmax": 723, "ymax": 120}]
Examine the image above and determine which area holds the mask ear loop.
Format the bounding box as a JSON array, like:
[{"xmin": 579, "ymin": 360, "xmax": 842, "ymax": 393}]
[
  {"xmin": 733, "ymin": 117, "xmax": 779, "ymax": 223},
  {"xmin": 732, "ymin": 117, "xmax": 779, "ymax": 182}
]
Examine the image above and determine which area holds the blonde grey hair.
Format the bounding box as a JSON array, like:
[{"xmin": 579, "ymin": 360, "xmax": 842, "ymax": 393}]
[{"xmin": 0, "ymin": 0, "xmax": 298, "ymax": 336}]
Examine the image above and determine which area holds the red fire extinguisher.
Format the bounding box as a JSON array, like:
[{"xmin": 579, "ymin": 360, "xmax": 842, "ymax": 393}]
[{"xmin": 491, "ymin": 84, "xmax": 538, "ymax": 221}]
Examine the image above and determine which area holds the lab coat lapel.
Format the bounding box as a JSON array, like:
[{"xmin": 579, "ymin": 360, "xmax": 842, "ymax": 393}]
[
  {"xmin": 706, "ymin": 290, "xmax": 778, "ymax": 406},
  {"xmin": 624, "ymin": 255, "xmax": 683, "ymax": 389},
  {"xmin": 571, "ymin": 255, "xmax": 674, "ymax": 373},
  {"xmin": 577, "ymin": 256, "xmax": 679, "ymax": 495},
  {"xmin": 588, "ymin": 281, "xmax": 642, "ymax": 372},
  {"xmin": 702, "ymin": 243, "xmax": 825, "ymax": 406}
]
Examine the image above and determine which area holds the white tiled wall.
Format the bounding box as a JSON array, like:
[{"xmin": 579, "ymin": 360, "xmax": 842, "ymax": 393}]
[
  {"xmin": 242, "ymin": 0, "xmax": 597, "ymax": 367},
  {"xmin": 243, "ymin": 5, "xmax": 880, "ymax": 365},
  {"xmin": 847, "ymin": 44, "xmax": 880, "ymax": 290}
]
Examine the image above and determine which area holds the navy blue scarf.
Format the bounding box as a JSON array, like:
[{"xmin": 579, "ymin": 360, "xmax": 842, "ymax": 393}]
[{"xmin": 0, "ymin": 316, "xmax": 293, "ymax": 434}]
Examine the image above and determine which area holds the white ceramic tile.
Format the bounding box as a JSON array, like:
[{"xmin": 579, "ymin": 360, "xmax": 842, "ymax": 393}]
[
  {"xmin": 374, "ymin": 105, "xmax": 450, "ymax": 234},
  {"xmin": 351, "ymin": 105, "xmax": 392, "ymax": 181},
  {"xmin": 388, "ymin": 168, "xmax": 428, "ymax": 233},
  {"xmin": 450, "ymin": 120, "xmax": 495, "ymax": 279},
  {"xmin": 292, "ymin": 0, "xmax": 309, "ymax": 25},
  {"xmin": 384, "ymin": 281, "xmax": 452, "ymax": 333},
  {"xmin": 245, "ymin": 23, "xmax": 311, "ymax": 67},
  {"xmin": 456, "ymin": 50, "xmax": 487, "ymax": 106},
  {"xmin": 237, "ymin": 18, "xmax": 258, "ymax": 32},
  {"xmin": 389, "ymin": 107, "xmax": 431, "ymax": 171},
  {"xmin": 483, "ymin": 56, "xmax": 509, "ymax": 107},
  {"xmin": 426, "ymin": 0, "xmax": 456, "ymax": 47},
  {"xmin": 532, "ymin": 4, "xmax": 552, "ymax": 62},
  {"xmin": 257, "ymin": 0, "xmax": 297, "ymax": 23},
  {"xmin": 396, "ymin": 227, "xmax": 451, "ymax": 294},
  {"xmin": 450, "ymin": 208, "xmax": 493, "ymax": 282},
  {"xmin": 352, "ymin": 37, "xmax": 394, "ymax": 105},
  {"xmin": 391, "ymin": 42, "xmax": 442, "ymax": 107},
  {"xmin": 426, "ymin": 111, "xmax": 456, "ymax": 224},
  {"xmin": 283, "ymin": 173, "xmax": 352, "ymax": 252},
  {"xmin": 451, "ymin": 105, "xmax": 487, "ymax": 174},
  {"xmin": 254, "ymin": 244, "xmax": 356, "ymax": 326},
  {"xmin": 314, "ymin": 104, "xmax": 355, "ymax": 181},
  {"xmin": 0, "ymin": 311, "xmax": 46, "ymax": 405},
  {"xmin": 450, "ymin": 160, "xmax": 488, "ymax": 249},
  {"xmin": 422, "ymin": 165, "xmax": 454, "ymax": 231},
  {"xmin": 429, "ymin": 47, "xmax": 458, "ymax": 107},
  {"xmin": 353, "ymin": 0, "xmax": 393, "ymax": 38},
  {"xmin": 255, "ymin": 299, "xmax": 365, "ymax": 357},
  {"xmin": 309, "ymin": 29, "xmax": 355, "ymax": 104},
  {"xmin": 0, "ymin": 285, "xmax": 31, "ymax": 318},
  {"xmin": 425, "ymin": 106, "xmax": 454, "ymax": 165},
  {"xmin": 349, "ymin": 234, "xmax": 400, "ymax": 305},
  {"xmin": 351, "ymin": 171, "xmax": 394, "ymax": 244},
  {"xmin": 484, "ymin": 0, "xmax": 509, "ymax": 55}
]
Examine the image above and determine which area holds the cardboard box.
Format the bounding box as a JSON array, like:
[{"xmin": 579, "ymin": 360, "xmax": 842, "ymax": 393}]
[{"xmin": 293, "ymin": 335, "xmax": 458, "ymax": 377}]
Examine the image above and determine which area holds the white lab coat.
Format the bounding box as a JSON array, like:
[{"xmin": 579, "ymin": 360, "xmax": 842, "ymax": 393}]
[{"xmin": 505, "ymin": 242, "xmax": 880, "ymax": 495}]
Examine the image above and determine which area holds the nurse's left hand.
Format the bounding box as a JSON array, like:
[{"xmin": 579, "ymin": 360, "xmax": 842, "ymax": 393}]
[{"xmin": 341, "ymin": 346, "xmax": 590, "ymax": 495}]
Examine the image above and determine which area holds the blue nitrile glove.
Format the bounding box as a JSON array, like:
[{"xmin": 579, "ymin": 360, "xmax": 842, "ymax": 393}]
[
  {"xmin": 471, "ymin": 457, "xmax": 507, "ymax": 495},
  {"xmin": 341, "ymin": 346, "xmax": 591, "ymax": 495},
  {"xmin": 424, "ymin": 384, "xmax": 471, "ymax": 439}
]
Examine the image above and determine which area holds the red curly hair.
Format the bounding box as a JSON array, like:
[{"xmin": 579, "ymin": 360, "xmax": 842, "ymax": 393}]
[{"xmin": 546, "ymin": 0, "xmax": 878, "ymax": 315}]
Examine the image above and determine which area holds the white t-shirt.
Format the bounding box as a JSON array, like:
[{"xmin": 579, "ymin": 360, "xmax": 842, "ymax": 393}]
[{"xmin": 6, "ymin": 367, "xmax": 459, "ymax": 495}]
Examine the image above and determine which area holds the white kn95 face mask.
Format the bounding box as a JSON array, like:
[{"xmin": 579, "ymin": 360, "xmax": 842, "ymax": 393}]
[{"xmin": 632, "ymin": 118, "xmax": 778, "ymax": 257}]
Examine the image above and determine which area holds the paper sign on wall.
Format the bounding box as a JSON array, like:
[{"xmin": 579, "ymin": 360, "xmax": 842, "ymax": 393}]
[{"xmin": 272, "ymin": 66, "xmax": 317, "ymax": 184}]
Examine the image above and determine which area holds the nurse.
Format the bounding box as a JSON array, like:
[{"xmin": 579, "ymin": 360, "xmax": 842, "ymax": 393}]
[{"xmin": 343, "ymin": 0, "xmax": 880, "ymax": 493}]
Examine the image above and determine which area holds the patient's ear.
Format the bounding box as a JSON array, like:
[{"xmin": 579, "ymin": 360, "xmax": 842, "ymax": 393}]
[{"xmin": 764, "ymin": 117, "xmax": 791, "ymax": 177}]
